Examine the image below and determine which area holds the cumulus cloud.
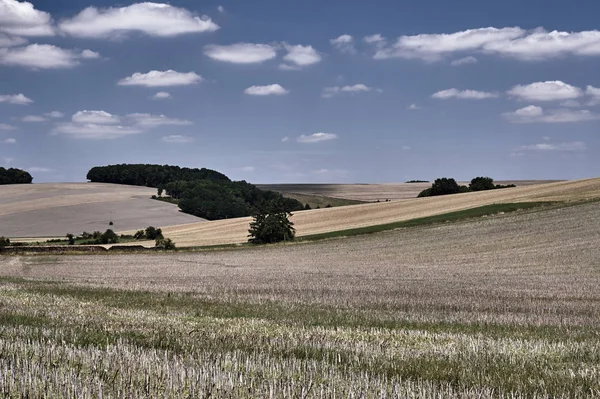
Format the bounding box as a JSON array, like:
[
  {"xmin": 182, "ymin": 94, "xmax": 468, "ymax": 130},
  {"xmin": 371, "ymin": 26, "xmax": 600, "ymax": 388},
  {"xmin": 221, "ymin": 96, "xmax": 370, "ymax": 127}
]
[
  {"xmin": 432, "ymin": 88, "xmax": 499, "ymax": 100},
  {"xmin": 364, "ymin": 34, "xmax": 385, "ymax": 44},
  {"xmin": 281, "ymin": 43, "xmax": 321, "ymax": 69},
  {"xmin": 204, "ymin": 43, "xmax": 276, "ymax": 64},
  {"xmin": 330, "ymin": 34, "xmax": 356, "ymax": 54},
  {"xmin": 586, "ymin": 85, "xmax": 600, "ymax": 105},
  {"xmin": 59, "ymin": 2, "xmax": 218, "ymax": 38},
  {"xmin": 244, "ymin": 84, "xmax": 289, "ymax": 96},
  {"xmin": 21, "ymin": 115, "xmax": 46, "ymax": 122},
  {"xmin": 53, "ymin": 110, "xmax": 192, "ymax": 139},
  {"xmin": 408, "ymin": 103, "xmax": 420, "ymax": 110},
  {"xmin": 0, "ymin": 123, "xmax": 16, "ymax": 130},
  {"xmin": 514, "ymin": 141, "xmax": 586, "ymax": 153},
  {"xmin": 44, "ymin": 111, "xmax": 64, "ymax": 118},
  {"xmin": 80, "ymin": 49, "xmax": 100, "ymax": 59},
  {"xmin": 2, "ymin": 137, "xmax": 16, "ymax": 144},
  {"xmin": 217, "ymin": 5, "xmax": 225, "ymax": 13},
  {"xmin": 153, "ymin": 91, "xmax": 172, "ymax": 100},
  {"xmin": 371, "ymin": 27, "xmax": 600, "ymax": 61},
  {"xmin": 504, "ymin": 105, "xmax": 600, "ymax": 123},
  {"xmin": 72, "ymin": 110, "xmax": 120, "ymax": 124},
  {"xmin": 0, "ymin": 33, "xmax": 27, "ymax": 47},
  {"xmin": 0, "ymin": 44, "xmax": 98, "ymax": 68},
  {"xmin": 322, "ymin": 84, "xmax": 378, "ymax": 98},
  {"xmin": 450, "ymin": 56, "xmax": 478, "ymax": 66},
  {"xmin": 0, "ymin": 0, "xmax": 54, "ymax": 36},
  {"xmin": 118, "ymin": 70, "xmax": 203, "ymax": 87},
  {"xmin": 297, "ymin": 132, "xmax": 338, "ymax": 143},
  {"xmin": 161, "ymin": 135, "xmax": 194, "ymax": 143},
  {"xmin": 507, "ymin": 81, "xmax": 583, "ymax": 102},
  {"xmin": 0, "ymin": 93, "xmax": 32, "ymax": 104}
]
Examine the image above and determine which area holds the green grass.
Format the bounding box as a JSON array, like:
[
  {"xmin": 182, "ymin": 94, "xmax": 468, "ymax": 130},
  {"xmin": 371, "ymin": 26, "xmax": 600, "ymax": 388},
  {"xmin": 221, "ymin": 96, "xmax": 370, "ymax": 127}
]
[{"xmin": 297, "ymin": 202, "xmax": 557, "ymax": 241}]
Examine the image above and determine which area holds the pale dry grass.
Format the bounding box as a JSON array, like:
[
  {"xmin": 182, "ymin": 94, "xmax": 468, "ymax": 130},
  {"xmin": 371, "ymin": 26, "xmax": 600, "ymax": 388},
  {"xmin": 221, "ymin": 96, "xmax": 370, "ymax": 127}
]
[{"xmin": 158, "ymin": 178, "xmax": 600, "ymax": 247}]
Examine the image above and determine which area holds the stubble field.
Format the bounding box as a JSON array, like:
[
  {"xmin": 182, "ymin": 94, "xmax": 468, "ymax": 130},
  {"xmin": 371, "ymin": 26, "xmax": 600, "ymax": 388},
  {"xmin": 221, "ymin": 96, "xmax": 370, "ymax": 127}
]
[{"xmin": 0, "ymin": 200, "xmax": 599, "ymax": 397}]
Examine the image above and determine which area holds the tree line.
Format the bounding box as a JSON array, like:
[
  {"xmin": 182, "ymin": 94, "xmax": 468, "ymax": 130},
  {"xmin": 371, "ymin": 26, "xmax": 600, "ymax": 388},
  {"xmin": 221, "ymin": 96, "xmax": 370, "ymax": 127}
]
[
  {"xmin": 87, "ymin": 164, "xmax": 304, "ymax": 221},
  {"xmin": 418, "ymin": 177, "xmax": 516, "ymax": 197},
  {"xmin": 0, "ymin": 167, "xmax": 33, "ymax": 185}
]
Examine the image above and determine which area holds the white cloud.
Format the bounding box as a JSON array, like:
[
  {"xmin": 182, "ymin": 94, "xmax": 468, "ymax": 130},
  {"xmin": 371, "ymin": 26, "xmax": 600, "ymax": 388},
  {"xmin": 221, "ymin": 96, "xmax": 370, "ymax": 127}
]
[
  {"xmin": 281, "ymin": 43, "xmax": 321, "ymax": 68},
  {"xmin": 2, "ymin": 137, "xmax": 16, "ymax": 144},
  {"xmin": 217, "ymin": 5, "xmax": 225, "ymax": 13},
  {"xmin": 118, "ymin": 70, "xmax": 202, "ymax": 87},
  {"xmin": 514, "ymin": 141, "xmax": 586, "ymax": 152},
  {"xmin": 278, "ymin": 63, "xmax": 301, "ymax": 71},
  {"xmin": 450, "ymin": 56, "xmax": 478, "ymax": 66},
  {"xmin": 21, "ymin": 115, "xmax": 46, "ymax": 122},
  {"xmin": 153, "ymin": 91, "xmax": 172, "ymax": 100},
  {"xmin": 560, "ymin": 100, "xmax": 582, "ymax": 108},
  {"xmin": 408, "ymin": 103, "xmax": 420, "ymax": 110},
  {"xmin": 126, "ymin": 113, "xmax": 192, "ymax": 127},
  {"xmin": 322, "ymin": 84, "xmax": 377, "ymax": 98},
  {"xmin": 364, "ymin": 34, "xmax": 385, "ymax": 44},
  {"xmin": 54, "ymin": 111, "xmax": 192, "ymax": 139},
  {"xmin": 402, "ymin": 145, "xmax": 412, "ymax": 151},
  {"xmin": 52, "ymin": 123, "xmax": 142, "ymax": 140},
  {"xmin": 80, "ymin": 49, "xmax": 100, "ymax": 59},
  {"xmin": 371, "ymin": 28, "xmax": 600, "ymax": 61},
  {"xmin": 297, "ymin": 132, "xmax": 338, "ymax": 143},
  {"xmin": 72, "ymin": 110, "xmax": 120, "ymax": 124},
  {"xmin": 0, "ymin": 44, "xmax": 97, "ymax": 69},
  {"xmin": 281, "ymin": 136, "xmax": 289, "ymax": 142},
  {"xmin": 504, "ymin": 105, "xmax": 600, "ymax": 123},
  {"xmin": 0, "ymin": 33, "xmax": 27, "ymax": 47},
  {"xmin": 59, "ymin": 3, "xmax": 219, "ymax": 38},
  {"xmin": 244, "ymin": 84, "xmax": 289, "ymax": 96},
  {"xmin": 0, "ymin": 0, "xmax": 54, "ymax": 37},
  {"xmin": 0, "ymin": 93, "xmax": 32, "ymax": 104},
  {"xmin": 44, "ymin": 111, "xmax": 64, "ymax": 118},
  {"xmin": 507, "ymin": 81, "xmax": 583, "ymax": 102},
  {"xmin": 586, "ymin": 85, "xmax": 600, "ymax": 105},
  {"xmin": 0, "ymin": 123, "xmax": 16, "ymax": 130},
  {"xmin": 204, "ymin": 43, "xmax": 276, "ymax": 64},
  {"xmin": 161, "ymin": 135, "xmax": 194, "ymax": 143},
  {"xmin": 432, "ymin": 88, "xmax": 499, "ymax": 100},
  {"xmin": 240, "ymin": 166, "xmax": 255, "ymax": 172},
  {"xmin": 28, "ymin": 167, "xmax": 53, "ymax": 173},
  {"xmin": 330, "ymin": 34, "xmax": 356, "ymax": 54}
]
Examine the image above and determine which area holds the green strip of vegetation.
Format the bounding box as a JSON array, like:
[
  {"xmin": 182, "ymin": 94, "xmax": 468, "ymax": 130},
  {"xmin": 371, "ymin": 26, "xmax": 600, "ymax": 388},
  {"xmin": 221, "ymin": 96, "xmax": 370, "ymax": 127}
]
[{"xmin": 297, "ymin": 202, "xmax": 557, "ymax": 242}]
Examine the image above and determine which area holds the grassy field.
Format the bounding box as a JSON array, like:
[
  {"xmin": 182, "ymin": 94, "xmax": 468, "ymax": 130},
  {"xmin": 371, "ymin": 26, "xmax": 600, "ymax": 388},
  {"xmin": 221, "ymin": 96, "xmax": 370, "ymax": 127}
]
[
  {"xmin": 0, "ymin": 200, "xmax": 599, "ymax": 397},
  {"xmin": 156, "ymin": 177, "xmax": 600, "ymax": 247},
  {"xmin": 280, "ymin": 191, "xmax": 366, "ymax": 208}
]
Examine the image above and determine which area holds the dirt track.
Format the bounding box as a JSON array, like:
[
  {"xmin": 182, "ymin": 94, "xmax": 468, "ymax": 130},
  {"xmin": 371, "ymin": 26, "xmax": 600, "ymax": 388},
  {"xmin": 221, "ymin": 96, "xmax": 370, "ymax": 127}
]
[{"xmin": 160, "ymin": 178, "xmax": 600, "ymax": 247}]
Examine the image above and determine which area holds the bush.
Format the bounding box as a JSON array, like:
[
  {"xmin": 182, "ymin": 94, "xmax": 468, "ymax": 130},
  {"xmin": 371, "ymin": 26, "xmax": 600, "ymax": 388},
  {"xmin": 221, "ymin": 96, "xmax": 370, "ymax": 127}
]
[
  {"xmin": 155, "ymin": 237, "xmax": 176, "ymax": 250},
  {"xmin": 470, "ymin": 176, "xmax": 496, "ymax": 191},
  {"xmin": 100, "ymin": 229, "xmax": 119, "ymax": 244},
  {"xmin": 134, "ymin": 230, "xmax": 146, "ymax": 240},
  {"xmin": 66, "ymin": 233, "xmax": 75, "ymax": 245},
  {"xmin": 419, "ymin": 178, "xmax": 469, "ymax": 197},
  {"xmin": 0, "ymin": 237, "xmax": 10, "ymax": 248},
  {"xmin": 248, "ymin": 201, "xmax": 295, "ymax": 244},
  {"xmin": 144, "ymin": 226, "xmax": 163, "ymax": 240}
]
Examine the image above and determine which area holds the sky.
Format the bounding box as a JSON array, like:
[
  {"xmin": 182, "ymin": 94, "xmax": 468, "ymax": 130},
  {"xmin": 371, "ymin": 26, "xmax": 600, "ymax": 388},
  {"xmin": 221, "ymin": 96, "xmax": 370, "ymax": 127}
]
[{"xmin": 1, "ymin": 0, "xmax": 600, "ymax": 183}]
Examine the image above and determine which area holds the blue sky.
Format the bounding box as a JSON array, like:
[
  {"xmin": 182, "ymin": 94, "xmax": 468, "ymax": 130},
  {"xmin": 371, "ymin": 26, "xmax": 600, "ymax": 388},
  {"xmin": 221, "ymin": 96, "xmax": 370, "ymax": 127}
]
[{"xmin": 1, "ymin": 0, "xmax": 599, "ymax": 183}]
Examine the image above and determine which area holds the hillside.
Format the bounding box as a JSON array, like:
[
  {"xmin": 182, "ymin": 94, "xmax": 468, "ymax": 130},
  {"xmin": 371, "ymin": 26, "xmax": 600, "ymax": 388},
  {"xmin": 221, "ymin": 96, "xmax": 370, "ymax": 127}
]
[
  {"xmin": 0, "ymin": 183, "xmax": 204, "ymax": 238},
  {"xmin": 158, "ymin": 178, "xmax": 600, "ymax": 247}
]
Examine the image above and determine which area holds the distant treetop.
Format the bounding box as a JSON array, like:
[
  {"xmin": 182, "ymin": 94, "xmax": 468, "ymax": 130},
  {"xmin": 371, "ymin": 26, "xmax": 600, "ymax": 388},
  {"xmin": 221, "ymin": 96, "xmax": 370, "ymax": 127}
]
[
  {"xmin": 86, "ymin": 164, "xmax": 230, "ymax": 187},
  {"xmin": 0, "ymin": 167, "xmax": 33, "ymax": 185},
  {"xmin": 405, "ymin": 180, "xmax": 430, "ymax": 183}
]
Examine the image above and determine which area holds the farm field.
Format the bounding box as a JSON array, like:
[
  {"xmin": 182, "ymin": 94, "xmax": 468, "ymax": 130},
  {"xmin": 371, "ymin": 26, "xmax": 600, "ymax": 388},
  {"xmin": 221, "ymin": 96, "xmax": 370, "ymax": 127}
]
[
  {"xmin": 258, "ymin": 180, "xmax": 559, "ymax": 201},
  {"xmin": 160, "ymin": 178, "xmax": 600, "ymax": 247},
  {"xmin": 0, "ymin": 200, "xmax": 599, "ymax": 397},
  {"xmin": 0, "ymin": 183, "xmax": 204, "ymax": 238}
]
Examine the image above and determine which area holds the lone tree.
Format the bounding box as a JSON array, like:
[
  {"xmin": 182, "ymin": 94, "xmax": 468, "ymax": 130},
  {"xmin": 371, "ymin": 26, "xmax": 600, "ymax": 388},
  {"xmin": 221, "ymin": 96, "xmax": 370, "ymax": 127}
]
[{"xmin": 248, "ymin": 200, "xmax": 295, "ymax": 244}]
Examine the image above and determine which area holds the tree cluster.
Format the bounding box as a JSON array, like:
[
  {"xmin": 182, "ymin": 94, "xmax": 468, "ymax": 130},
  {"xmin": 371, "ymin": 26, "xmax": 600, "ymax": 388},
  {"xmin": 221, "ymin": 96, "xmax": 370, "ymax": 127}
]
[
  {"xmin": 87, "ymin": 164, "xmax": 304, "ymax": 221},
  {"xmin": 0, "ymin": 167, "xmax": 33, "ymax": 185},
  {"xmin": 248, "ymin": 200, "xmax": 296, "ymax": 244},
  {"xmin": 418, "ymin": 177, "xmax": 516, "ymax": 198}
]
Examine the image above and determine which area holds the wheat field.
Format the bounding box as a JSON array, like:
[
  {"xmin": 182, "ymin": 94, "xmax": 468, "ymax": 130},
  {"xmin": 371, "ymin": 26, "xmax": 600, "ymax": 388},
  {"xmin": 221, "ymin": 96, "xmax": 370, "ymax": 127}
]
[
  {"xmin": 156, "ymin": 178, "xmax": 600, "ymax": 247},
  {"xmin": 0, "ymin": 200, "xmax": 599, "ymax": 397}
]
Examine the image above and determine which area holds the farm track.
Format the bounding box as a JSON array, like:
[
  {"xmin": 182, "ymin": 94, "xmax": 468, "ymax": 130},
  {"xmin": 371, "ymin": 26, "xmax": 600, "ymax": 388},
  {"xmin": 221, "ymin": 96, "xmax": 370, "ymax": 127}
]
[{"xmin": 160, "ymin": 178, "xmax": 600, "ymax": 247}]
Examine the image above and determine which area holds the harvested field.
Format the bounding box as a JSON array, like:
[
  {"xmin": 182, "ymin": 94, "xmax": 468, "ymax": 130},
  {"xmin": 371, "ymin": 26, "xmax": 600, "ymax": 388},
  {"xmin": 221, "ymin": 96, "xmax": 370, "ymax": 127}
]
[
  {"xmin": 0, "ymin": 183, "xmax": 204, "ymax": 238},
  {"xmin": 0, "ymin": 201, "xmax": 599, "ymax": 397},
  {"xmin": 258, "ymin": 180, "xmax": 558, "ymax": 201},
  {"xmin": 160, "ymin": 178, "xmax": 600, "ymax": 247}
]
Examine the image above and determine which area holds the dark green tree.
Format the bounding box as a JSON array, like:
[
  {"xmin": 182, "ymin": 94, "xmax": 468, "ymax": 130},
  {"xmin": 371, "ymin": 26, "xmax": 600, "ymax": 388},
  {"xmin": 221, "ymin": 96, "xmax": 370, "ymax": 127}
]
[
  {"xmin": 100, "ymin": 229, "xmax": 119, "ymax": 244},
  {"xmin": 0, "ymin": 237, "xmax": 10, "ymax": 249},
  {"xmin": 470, "ymin": 176, "xmax": 495, "ymax": 191},
  {"xmin": 248, "ymin": 201, "xmax": 296, "ymax": 244},
  {"xmin": 144, "ymin": 226, "xmax": 163, "ymax": 240},
  {"xmin": 66, "ymin": 233, "xmax": 75, "ymax": 245}
]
